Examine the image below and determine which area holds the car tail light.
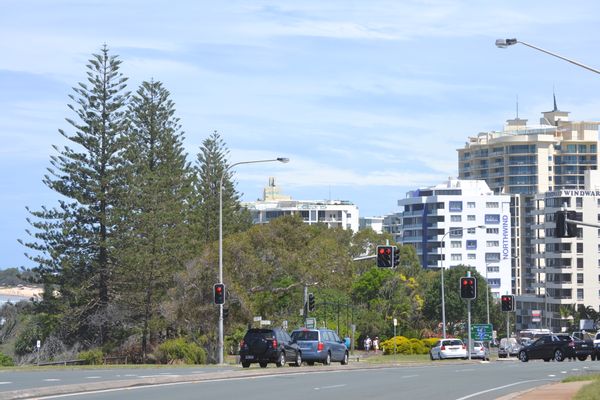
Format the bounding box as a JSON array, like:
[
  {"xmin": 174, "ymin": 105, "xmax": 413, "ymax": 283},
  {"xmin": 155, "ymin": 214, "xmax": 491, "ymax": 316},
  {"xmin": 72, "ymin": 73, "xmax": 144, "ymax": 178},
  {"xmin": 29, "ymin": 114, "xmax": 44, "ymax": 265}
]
[
  {"xmin": 317, "ymin": 342, "xmax": 324, "ymax": 351},
  {"xmin": 441, "ymin": 345, "xmax": 446, "ymax": 350},
  {"xmin": 272, "ymin": 339, "xmax": 278, "ymax": 349},
  {"xmin": 462, "ymin": 345, "xmax": 466, "ymax": 350}
]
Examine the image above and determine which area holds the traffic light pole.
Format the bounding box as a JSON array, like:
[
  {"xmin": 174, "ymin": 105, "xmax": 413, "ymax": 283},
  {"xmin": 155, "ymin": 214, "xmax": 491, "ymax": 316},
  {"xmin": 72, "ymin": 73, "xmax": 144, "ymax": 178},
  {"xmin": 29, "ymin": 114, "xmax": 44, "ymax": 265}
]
[{"xmin": 467, "ymin": 271, "xmax": 472, "ymax": 361}]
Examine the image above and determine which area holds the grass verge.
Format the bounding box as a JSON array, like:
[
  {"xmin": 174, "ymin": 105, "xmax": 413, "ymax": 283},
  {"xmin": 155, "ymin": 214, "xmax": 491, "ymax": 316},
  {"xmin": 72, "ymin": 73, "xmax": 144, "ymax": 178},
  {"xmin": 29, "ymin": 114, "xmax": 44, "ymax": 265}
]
[{"xmin": 563, "ymin": 373, "xmax": 600, "ymax": 400}]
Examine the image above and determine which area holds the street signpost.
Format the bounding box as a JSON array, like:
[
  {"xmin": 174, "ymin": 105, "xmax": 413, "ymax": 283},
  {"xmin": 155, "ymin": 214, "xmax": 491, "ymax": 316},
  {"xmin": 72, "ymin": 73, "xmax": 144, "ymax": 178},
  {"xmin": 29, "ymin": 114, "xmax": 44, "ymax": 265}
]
[
  {"xmin": 305, "ymin": 317, "xmax": 316, "ymax": 329},
  {"xmin": 471, "ymin": 324, "xmax": 493, "ymax": 341}
]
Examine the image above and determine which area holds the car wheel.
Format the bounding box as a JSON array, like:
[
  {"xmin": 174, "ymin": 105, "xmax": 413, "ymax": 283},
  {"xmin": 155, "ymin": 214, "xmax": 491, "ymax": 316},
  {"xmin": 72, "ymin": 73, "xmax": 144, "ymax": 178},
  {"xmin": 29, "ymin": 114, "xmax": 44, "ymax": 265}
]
[
  {"xmin": 519, "ymin": 351, "xmax": 528, "ymax": 362},
  {"xmin": 429, "ymin": 351, "xmax": 434, "ymax": 361},
  {"xmin": 554, "ymin": 349, "xmax": 565, "ymax": 362},
  {"xmin": 294, "ymin": 352, "xmax": 302, "ymax": 367},
  {"xmin": 276, "ymin": 352, "xmax": 286, "ymax": 367},
  {"xmin": 241, "ymin": 361, "xmax": 250, "ymax": 368},
  {"xmin": 577, "ymin": 355, "xmax": 588, "ymax": 361},
  {"xmin": 341, "ymin": 352, "xmax": 348, "ymax": 365},
  {"xmin": 323, "ymin": 352, "xmax": 331, "ymax": 366},
  {"xmin": 259, "ymin": 361, "xmax": 268, "ymax": 368}
]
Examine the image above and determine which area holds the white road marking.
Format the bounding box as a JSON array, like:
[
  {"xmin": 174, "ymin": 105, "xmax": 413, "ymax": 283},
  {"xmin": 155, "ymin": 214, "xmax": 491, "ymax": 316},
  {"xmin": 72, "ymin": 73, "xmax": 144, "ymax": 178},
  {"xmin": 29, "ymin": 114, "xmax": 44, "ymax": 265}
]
[
  {"xmin": 0, "ymin": 382, "xmax": 12, "ymax": 385},
  {"xmin": 455, "ymin": 368, "xmax": 475, "ymax": 372},
  {"xmin": 548, "ymin": 374, "xmax": 556, "ymax": 377},
  {"xmin": 454, "ymin": 379, "xmax": 555, "ymax": 400},
  {"xmin": 314, "ymin": 384, "xmax": 346, "ymax": 390},
  {"xmin": 85, "ymin": 376, "xmax": 101, "ymax": 379},
  {"xmin": 401, "ymin": 374, "xmax": 419, "ymax": 379}
]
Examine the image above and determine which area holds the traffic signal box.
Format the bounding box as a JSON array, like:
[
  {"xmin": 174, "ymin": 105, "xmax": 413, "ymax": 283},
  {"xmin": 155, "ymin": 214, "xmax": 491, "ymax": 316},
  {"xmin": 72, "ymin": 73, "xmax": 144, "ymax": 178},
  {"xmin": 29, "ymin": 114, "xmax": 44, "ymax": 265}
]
[
  {"xmin": 214, "ymin": 283, "xmax": 225, "ymax": 305},
  {"xmin": 377, "ymin": 245, "xmax": 399, "ymax": 268},
  {"xmin": 460, "ymin": 277, "xmax": 477, "ymax": 299},
  {"xmin": 308, "ymin": 293, "xmax": 315, "ymax": 312},
  {"xmin": 501, "ymin": 295, "xmax": 515, "ymax": 312},
  {"xmin": 555, "ymin": 210, "xmax": 578, "ymax": 238}
]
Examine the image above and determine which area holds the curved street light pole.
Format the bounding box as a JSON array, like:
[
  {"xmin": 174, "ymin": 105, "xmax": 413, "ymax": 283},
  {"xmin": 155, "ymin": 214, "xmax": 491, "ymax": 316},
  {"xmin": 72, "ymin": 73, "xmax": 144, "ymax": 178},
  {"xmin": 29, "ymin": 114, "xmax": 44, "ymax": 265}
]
[
  {"xmin": 495, "ymin": 38, "xmax": 600, "ymax": 75},
  {"xmin": 218, "ymin": 157, "xmax": 289, "ymax": 364}
]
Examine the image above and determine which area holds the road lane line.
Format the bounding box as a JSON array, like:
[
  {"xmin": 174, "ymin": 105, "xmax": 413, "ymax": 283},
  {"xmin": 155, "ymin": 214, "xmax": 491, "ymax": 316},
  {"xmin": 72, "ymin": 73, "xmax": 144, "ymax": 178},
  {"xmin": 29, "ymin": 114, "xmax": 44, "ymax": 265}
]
[
  {"xmin": 454, "ymin": 379, "xmax": 554, "ymax": 400},
  {"xmin": 43, "ymin": 379, "xmax": 61, "ymax": 382},
  {"xmin": 85, "ymin": 376, "xmax": 101, "ymax": 379},
  {"xmin": 314, "ymin": 384, "xmax": 346, "ymax": 390},
  {"xmin": 0, "ymin": 382, "xmax": 11, "ymax": 385},
  {"xmin": 401, "ymin": 375, "xmax": 419, "ymax": 379}
]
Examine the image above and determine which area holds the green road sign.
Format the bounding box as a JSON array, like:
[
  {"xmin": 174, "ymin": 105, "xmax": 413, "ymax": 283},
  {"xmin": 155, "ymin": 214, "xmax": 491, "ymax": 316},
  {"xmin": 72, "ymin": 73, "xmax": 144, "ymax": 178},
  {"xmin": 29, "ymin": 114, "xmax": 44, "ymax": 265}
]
[{"xmin": 471, "ymin": 324, "xmax": 493, "ymax": 341}]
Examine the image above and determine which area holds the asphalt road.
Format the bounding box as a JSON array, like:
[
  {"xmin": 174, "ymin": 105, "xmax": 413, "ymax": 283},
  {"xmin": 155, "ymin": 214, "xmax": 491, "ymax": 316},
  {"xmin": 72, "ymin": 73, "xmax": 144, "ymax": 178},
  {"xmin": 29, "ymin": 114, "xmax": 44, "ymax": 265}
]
[{"xmin": 2, "ymin": 359, "xmax": 600, "ymax": 400}]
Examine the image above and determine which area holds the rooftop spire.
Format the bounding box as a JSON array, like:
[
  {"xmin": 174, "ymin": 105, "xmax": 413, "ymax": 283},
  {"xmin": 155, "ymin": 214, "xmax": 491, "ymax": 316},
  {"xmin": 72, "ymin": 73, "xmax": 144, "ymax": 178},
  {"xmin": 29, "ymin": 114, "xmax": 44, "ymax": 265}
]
[{"xmin": 553, "ymin": 88, "xmax": 558, "ymax": 111}]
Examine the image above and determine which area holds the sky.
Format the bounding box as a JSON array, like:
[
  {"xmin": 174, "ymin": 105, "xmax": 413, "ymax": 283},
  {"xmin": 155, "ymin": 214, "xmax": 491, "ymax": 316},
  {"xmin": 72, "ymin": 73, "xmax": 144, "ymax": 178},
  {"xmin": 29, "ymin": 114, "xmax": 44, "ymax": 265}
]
[{"xmin": 2, "ymin": 0, "xmax": 600, "ymax": 269}]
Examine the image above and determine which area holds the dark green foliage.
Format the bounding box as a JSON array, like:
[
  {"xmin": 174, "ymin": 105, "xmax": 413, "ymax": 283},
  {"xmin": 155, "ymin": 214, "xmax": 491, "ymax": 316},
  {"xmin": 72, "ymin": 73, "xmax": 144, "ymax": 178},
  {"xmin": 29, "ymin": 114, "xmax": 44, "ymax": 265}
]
[
  {"xmin": 21, "ymin": 44, "xmax": 130, "ymax": 346},
  {"xmin": 78, "ymin": 349, "xmax": 103, "ymax": 365},
  {"xmin": 114, "ymin": 80, "xmax": 194, "ymax": 361},
  {"xmin": 157, "ymin": 338, "xmax": 206, "ymax": 364},
  {"xmin": 0, "ymin": 353, "xmax": 14, "ymax": 367}
]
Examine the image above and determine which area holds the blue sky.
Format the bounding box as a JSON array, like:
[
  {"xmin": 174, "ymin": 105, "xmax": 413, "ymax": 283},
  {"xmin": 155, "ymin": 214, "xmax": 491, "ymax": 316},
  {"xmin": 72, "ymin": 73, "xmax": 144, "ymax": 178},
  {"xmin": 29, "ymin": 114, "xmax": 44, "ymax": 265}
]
[{"xmin": 2, "ymin": 1, "xmax": 600, "ymax": 269}]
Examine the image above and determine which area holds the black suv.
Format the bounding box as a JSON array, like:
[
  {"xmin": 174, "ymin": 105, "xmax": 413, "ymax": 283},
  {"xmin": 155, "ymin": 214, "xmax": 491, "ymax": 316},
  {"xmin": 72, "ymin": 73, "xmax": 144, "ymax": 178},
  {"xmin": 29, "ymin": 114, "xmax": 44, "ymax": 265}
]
[{"xmin": 239, "ymin": 328, "xmax": 302, "ymax": 368}]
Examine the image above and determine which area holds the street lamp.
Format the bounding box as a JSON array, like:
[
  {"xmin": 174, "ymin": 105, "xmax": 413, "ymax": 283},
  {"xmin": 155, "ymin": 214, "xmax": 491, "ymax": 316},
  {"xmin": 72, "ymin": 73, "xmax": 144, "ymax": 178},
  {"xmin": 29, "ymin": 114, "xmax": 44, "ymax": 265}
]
[
  {"xmin": 439, "ymin": 225, "xmax": 485, "ymax": 339},
  {"xmin": 495, "ymin": 38, "xmax": 600, "ymax": 75},
  {"xmin": 217, "ymin": 157, "xmax": 289, "ymax": 364}
]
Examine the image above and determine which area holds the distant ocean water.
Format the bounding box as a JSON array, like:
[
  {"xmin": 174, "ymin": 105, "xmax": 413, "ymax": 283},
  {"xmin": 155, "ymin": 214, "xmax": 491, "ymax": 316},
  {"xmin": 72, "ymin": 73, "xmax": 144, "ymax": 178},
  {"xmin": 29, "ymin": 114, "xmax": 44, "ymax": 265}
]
[{"xmin": 0, "ymin": 294, "xmax": 30, "ymax": 306}]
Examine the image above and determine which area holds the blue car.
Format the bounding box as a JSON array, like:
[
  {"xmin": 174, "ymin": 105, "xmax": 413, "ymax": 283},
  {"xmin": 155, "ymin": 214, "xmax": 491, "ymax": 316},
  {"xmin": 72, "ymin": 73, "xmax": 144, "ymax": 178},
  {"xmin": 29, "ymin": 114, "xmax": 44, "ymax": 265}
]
[{"xmin": 291, "ymin": 328, "xmax": 349, "ymax": 365}]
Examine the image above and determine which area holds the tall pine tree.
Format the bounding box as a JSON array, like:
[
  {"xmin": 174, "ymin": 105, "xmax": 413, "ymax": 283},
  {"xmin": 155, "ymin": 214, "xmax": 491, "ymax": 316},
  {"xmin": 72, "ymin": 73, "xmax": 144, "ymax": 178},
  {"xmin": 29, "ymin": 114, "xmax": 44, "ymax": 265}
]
[
  {"xmin": 193, "ymin": 131, "xmax": 251, "ymax": 246},
  {"xmin": 115, "ymin": 80, "xmax": 194, "ymax": 360},
  {"xmin": 22, "ymin": 45, "xmax": 129, "ymax": 346}
]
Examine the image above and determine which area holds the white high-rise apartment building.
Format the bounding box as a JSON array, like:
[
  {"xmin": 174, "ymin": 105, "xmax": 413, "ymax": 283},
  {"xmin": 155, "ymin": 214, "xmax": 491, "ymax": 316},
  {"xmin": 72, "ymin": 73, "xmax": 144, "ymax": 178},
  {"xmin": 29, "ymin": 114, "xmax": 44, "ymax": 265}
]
[
  {"xmin": 398, "ymin": 178, "xmax": 511, "ymax": 298},
  {"xmin": 244, "ymin": 177, "xmax": 360, "ymax": 232}
]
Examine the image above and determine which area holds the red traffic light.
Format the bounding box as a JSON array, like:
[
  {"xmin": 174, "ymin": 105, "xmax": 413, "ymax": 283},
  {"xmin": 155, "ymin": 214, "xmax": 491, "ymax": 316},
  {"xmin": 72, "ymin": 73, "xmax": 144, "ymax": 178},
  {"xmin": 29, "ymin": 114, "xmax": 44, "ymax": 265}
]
[
  {"xmin": 214, "ymin": 283, "xmax": 225, "ymax": 304},
  {"xmin": 460, "ymin": 277, "xmax": 476, "ymax": 299}
]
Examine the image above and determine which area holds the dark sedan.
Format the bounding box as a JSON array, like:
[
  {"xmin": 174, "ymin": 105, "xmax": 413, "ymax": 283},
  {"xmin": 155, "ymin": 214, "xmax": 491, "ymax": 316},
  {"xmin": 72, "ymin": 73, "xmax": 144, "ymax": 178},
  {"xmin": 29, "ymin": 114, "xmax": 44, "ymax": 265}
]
[{"xmin": 518, "ymin": 334, "xmax": 575, "ymax": 362}]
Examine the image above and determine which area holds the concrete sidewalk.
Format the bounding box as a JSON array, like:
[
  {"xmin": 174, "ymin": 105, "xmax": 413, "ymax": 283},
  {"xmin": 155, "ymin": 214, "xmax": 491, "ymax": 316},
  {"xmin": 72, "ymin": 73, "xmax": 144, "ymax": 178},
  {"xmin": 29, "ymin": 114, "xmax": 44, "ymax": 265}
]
[{"xmin": 497, "ymin": 381, "xmax": 590, "ymax": 400}]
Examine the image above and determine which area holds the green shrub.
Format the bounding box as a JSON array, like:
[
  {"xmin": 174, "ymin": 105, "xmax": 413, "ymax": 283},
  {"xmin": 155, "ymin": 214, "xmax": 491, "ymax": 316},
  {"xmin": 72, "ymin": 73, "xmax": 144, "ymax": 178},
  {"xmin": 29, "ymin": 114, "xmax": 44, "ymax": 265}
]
[
  {"xmin": 78, "ymin": 349, "xmax": 103, "ymax": 365},
  {"xmin": 157, "ymin": 338, "xmax": 206, "ymax": 365},
  {"xmin": 0, "ymin": 353, "xmax": 14, "ymax": 367},
  {"xmin": 380, "ymin": 336, "xmax": 431, "ymax": 355}
]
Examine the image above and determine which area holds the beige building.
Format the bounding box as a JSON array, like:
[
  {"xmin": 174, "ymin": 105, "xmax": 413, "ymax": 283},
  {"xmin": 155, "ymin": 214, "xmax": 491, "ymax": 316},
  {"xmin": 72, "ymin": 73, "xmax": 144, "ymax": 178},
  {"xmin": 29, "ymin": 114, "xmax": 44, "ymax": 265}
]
[{"xmin": 458, "ymin": 102, "xmax": 600, "ymax": 330}]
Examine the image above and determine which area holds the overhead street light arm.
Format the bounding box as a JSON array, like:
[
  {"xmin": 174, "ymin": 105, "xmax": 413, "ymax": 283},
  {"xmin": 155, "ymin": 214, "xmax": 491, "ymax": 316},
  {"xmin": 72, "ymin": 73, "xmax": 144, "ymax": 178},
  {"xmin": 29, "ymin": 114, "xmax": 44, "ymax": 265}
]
[
  {"xmin": 495, "ymin": 38, "xmax": 600, "ymax": 75},
  {"xmin": 217, "ymin": 156, "xmax": 289, "ymax": 365}
]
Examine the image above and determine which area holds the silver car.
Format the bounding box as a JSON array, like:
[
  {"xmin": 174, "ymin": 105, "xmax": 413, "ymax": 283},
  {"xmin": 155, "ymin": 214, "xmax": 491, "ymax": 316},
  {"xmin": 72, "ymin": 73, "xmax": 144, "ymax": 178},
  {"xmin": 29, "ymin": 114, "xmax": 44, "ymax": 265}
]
[
  {"xmin": 470, "ymin": 341, "xmax": 490, "ymax": 360},
  {"xmin": 290, "ymin": 328, "xmax": 349, "ymax": 365}
]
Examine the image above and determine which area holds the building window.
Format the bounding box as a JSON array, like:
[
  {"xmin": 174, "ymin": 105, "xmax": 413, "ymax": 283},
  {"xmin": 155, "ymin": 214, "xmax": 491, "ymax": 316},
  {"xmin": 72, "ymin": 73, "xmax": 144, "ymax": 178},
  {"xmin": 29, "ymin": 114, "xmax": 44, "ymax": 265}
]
[
  {"xmin": 487, "ymin": 228, "xmax": 499, "ymax": 234},
  {"xmin": 467, "ymin": 215, "xmax": 476, "ymax": 221},
  {"xmin": 449, "ymin": 228, "xmax": 463, "ymax": 238},
  {"xmin": 488, "ymin": 279, "xmax": 501, "ymax": 287},
  {"xmin": 577, "ymin": 258, "xmax": 583, "ymax": 269},
  {"xmin": 449, "ymin": 201, "xmax": 463, "ymax": 212},
  {"xmin": 486, "ymin": 241, "xmax": 499, "ymax": 247},
  {"xmin": 451, "ymin": 254, "xmax": 462, "ymax": 261},
  {"xmin": 486, "ymin": 202, "xmax": 499, "ymax": 208},
  {"xmin": 577, "ymin": 243, "xmax": 583, "ymax": 254},
  {"xmin": 467, "ymin": 228, "xmax": 476, "ymax": 234},
  {"xmin": 485, "ymin": 214, "xmax": 500, "ymax": 224},
  {"xmin": 451, "ymin": 241, "xmax": 462, "ymax": 248},
  {"xmin": 577, "ymin": 273, "xmax": 584, "ymax": 284},
  {"xmin": 467, "ymin": 254, "xmax": 476, "ymax": 260},
  {"xmin": 467, "ymin": 202, "xmax": 476, "ymax": 209},
  {"xmin": 485, "ymin": 253, "xmax": 501, "ymax": 262},
  {"xmin": 576, "ymin": 198, "xmax": 583, "ymax": 208},
  {"xmin": 577, "ymin": 289, "xmax": 584, "ymax": 300},
  {"xmin": 451, "ymin": 215, "xmax": 462, "ymax": 222},
  {"xmin": 487, "ymin": 265, "xmax": 500, "ymax": 273},
  {"xmin": 466, "ymin": 240, "xmax": 477, "ymax": 250}
]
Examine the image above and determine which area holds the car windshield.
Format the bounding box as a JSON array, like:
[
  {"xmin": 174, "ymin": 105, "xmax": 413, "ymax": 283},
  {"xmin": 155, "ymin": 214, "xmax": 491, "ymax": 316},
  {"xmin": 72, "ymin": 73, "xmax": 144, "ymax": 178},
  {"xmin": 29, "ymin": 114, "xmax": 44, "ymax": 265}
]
[
  {"xmin": 291, "ymin": 330, "xmax": 318, "ymax": 341},
  {"xmin": 444, "ymin": 340, "xmax": 463, "ymax": 346},
  {"xmin": 244, "ymin": 329, "xmax": 275, "ymax": 341}
]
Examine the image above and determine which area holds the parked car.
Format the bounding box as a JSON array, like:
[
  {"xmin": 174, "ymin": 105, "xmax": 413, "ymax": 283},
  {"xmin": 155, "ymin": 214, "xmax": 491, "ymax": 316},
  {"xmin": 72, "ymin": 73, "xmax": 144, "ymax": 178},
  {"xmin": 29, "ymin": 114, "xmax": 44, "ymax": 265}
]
[
  {"xmin": 290, "ymin": 328, "xmax": 348, "ymax": 365},
  {"xmin": 470, "ymin": 341, "xmax": 490, "ymax": 360},
  {"xmin": 557, "ymin": 333, "xmax": 595, "ymax": 361},
  {"xmin": 239, "ymin": 328, "xmax": 302, "ymax": 368},
  {"xmin": 518, "ymin": 334, "xmax": 576, "ymax": 362},
  {"xmin": 429, "ymin": 338, "xmax": 467, "ymax": 360},
  {"xmin": 593, "ymin": 332, "xmax": 600, "ymax": 361},
  {"xmin": 498, "ymin": 337, "xmax": 520, "ymax": 358}
]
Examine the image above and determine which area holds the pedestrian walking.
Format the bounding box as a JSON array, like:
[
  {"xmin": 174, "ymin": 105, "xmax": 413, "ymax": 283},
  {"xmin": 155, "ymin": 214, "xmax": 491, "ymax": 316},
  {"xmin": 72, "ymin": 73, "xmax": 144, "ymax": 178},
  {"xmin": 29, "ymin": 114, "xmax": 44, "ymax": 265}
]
[
  {"xmin": 373, "ymin": 336, "xmax": 380, "ymax": 354},
  {"xmin": 364, "ymin": 336, "xmax": 372, "ymax": 352}
]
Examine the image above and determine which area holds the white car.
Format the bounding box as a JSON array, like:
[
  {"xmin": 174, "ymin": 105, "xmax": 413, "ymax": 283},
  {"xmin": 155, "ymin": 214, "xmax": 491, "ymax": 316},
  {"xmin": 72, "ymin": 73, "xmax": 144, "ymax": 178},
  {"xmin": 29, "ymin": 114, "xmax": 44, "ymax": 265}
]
[
  {"xmin": 593, "ymin": 332, "xmax": 600, "ymax": 361},
  {"xmin": 430, "ymin": 339, "xmax": 468, "ymax": 360},
  {"xmin": 470, "ymin": 341, "xmax": 490, "ymax": 360}
]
